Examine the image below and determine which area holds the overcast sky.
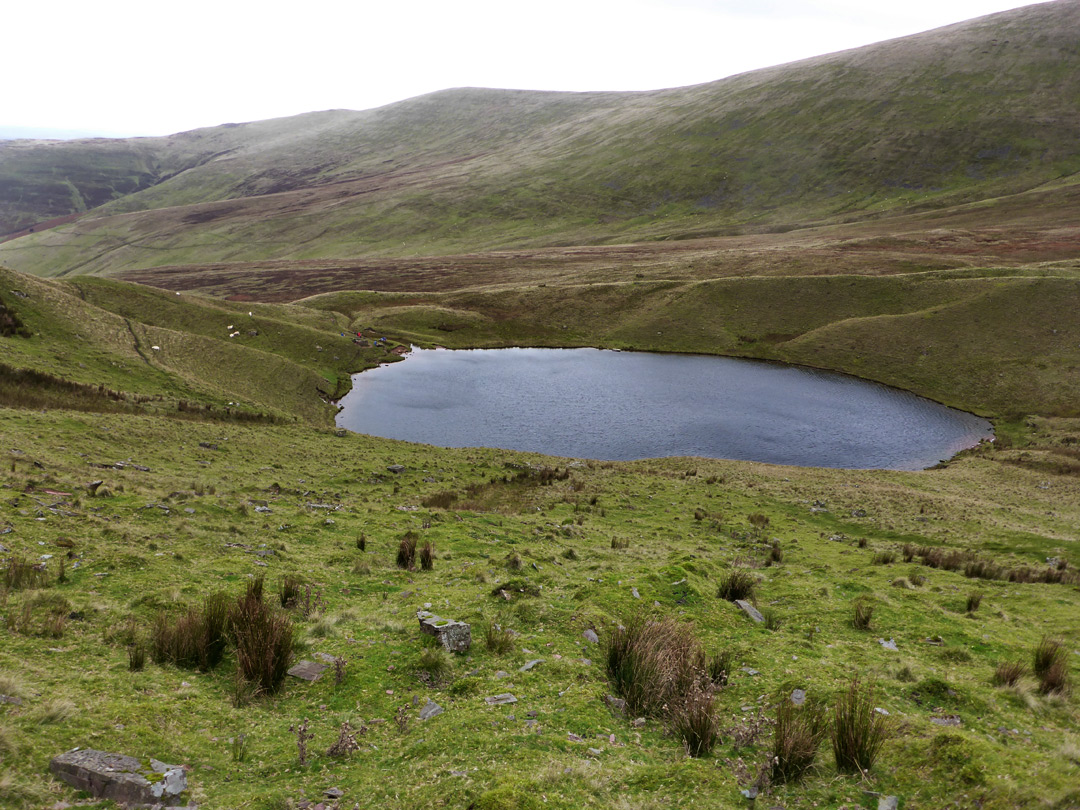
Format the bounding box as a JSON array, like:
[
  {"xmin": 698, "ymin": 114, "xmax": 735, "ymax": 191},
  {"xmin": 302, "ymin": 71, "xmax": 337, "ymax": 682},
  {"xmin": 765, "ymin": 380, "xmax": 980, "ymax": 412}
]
[{"xmin": 4, "ymin": 0, "xmax": 1043, "ymax": 138}]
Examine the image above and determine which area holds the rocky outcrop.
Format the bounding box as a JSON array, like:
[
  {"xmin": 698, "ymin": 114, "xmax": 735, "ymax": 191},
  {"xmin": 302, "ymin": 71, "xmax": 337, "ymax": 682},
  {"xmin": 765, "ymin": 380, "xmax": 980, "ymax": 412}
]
[
  {"xmin": 50, "ymin": 748, "xmax": 189, "ymax": 807},
  {"xmin": 417, "ymin": 610, "xmax": 471, "ymax": 652}
]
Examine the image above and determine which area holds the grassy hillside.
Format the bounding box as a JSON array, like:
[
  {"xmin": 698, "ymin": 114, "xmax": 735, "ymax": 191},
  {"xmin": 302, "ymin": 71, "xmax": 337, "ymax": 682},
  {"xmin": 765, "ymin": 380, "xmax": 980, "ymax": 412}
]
[
  {"xmin": 3, "ymin": 2, "xmax": 1080, "ymax": 274},
  {"xmin": 0, "ymin": 265, "xmax": 399, "ymax": 424}
]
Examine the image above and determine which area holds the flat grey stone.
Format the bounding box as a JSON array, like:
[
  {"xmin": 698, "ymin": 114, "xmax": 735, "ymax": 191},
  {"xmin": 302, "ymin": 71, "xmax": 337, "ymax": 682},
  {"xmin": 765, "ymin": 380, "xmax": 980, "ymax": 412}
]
[
  {"xmin": 287, "ymin": 660, "xmax": 328, "ymax": 682},
  {"xmin": 735, "ymin": 600, "xmax": 764, "ymax": 623},
  {"xmin": 631, "ymin": 587, "xmax": 640, "ymax": 599},
  {"xmin": 0, "ymin": 694, "xmax": 23, "ymax": 705},
  {"xmin": 740, "ymin": 667, "xmax": 760, "ymax": 676},
  {"xmin": 930, "ymin": 715, "xmax": 962, "ymax": 727},
  {"xmin": 879, "ymin": 797, "xmax": 900, "ymax": 810},
  {"xmin": 49, "ymin": 749, "xmax": 188, "ymax": 807},
  {"xmin": 878, "ymin": 638, "xmax": 899, "ymax": 651},
  {"xmin": 790, "ymin": 689, "xmax": 806, "ymax": 706},
  {"xmin": 583, "ymin": 629, "xmax": 599, "ymax": 644},
  {"xmin": 519, "ymin": 659, "xmax": 544, "ymax": 672},
  {"xmin": 325, "ymin": 787, "xmax": 344, "ymax": 799},
  {"xmin": 387, "ymin": 465, "xmax": 406, "ymax": 474},
  {"xmin": 485, "ymin": 693, "xmax": 517, "ymax": 706},
  {"xmin": 419, "ymin": 699, "xmax": 444, "ymax": 720},
  {"xmin": 314, "ymin": 652, "xmax": 337, "ymax": 663}
]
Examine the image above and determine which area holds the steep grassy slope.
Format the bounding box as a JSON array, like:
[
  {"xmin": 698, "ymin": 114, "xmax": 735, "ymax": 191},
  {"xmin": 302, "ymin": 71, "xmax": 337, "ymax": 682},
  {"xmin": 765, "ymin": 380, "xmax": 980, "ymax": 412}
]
[
  {"xmin": 3, "ymin": 1, "xmax": 1080, "ymax": 274},
  {"xmin": 0, "ymin": 265, "xmax": 397, "ymax": 423}
]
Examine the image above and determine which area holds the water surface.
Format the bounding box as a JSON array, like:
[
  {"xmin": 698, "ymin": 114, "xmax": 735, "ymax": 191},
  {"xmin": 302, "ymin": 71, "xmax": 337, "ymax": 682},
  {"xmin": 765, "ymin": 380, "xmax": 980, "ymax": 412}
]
[{"xmin": 336, "ymin": 348, "xmax": 992, "ymax": 469}]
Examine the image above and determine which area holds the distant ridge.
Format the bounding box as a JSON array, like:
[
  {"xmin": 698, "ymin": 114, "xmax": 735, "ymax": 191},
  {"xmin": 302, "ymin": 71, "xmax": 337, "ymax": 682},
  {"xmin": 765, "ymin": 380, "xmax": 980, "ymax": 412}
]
[{"xmin": 2, "ymin": 0, "xmax": 1079, "ymax": 275}]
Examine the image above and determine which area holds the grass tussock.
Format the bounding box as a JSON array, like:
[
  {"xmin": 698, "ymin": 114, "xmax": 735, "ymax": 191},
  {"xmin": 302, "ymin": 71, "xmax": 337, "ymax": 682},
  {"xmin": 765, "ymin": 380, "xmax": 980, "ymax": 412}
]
[
  {"xmin": 831, "ymin": 675, "xmax": 891, "ymax": 774},
  {"xmin": 484, "ymin": 622, "xmax": 514, "ymax": 654},
  {"xmin": 717, "ymin": 569, "xmax": 756, "ymax": 602},
  {"xmin": 397, "ymin": 533, "xmax": 417, "ymax": 570},
  {"xmin": 416, "ymin": 646, "xmax": 452, "ymax": 686},
  {"xmin": 966, "ymin": 592, "xmax": 983, "ymax": 613},
  {"xmin": 772, "ymin": 698, "xmax": 828, "ymax": 783},
  {"xmin": 605, "ymin": 615, "xmax": 720, "ymax": 756},
  {"xmin": 851, "ymin": 599, "xmax": 873, "ymax": 631},
  {"xmin": 419, "ymin": 540, "xmax": 435, "ymax": 571},
  {"xmin": 229, "ymin": 592, "xmax": 294, "ymax": 695},
  {"xmin": 150, "ymin": 593, "xmax": 229, "ymax": 671},
  {"xmin": 3, "ymin": 558, "xmax": 48, "ymax": 592},
  {"xmin": 278, "ymin": 575, "xmax": 302, "ymax": 609},
  {"xmin": 1034, "ymin": 637, "xmax": 1071, "ymax": 695},
  {"xmin": 992, "ymin": 659, "xmax": 1027, "ymax": 687}
]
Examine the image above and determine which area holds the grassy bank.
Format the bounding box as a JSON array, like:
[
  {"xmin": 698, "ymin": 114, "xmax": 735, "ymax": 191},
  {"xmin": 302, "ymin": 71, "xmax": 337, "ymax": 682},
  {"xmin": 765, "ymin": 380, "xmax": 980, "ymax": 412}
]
[{"xmin": 1, "ymin": 408, "xmax": 1078, "ymax": 809}]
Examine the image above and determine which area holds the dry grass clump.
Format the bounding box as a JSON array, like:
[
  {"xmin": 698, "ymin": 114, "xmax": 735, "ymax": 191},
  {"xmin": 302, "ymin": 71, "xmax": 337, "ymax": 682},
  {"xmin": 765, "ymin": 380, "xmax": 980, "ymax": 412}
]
[
  {"xmin": 397, "ymin": 532, "xmax": 417, "ymax": 569},
  {"xmin": 150, "ymin": 593, "xmax": 229, "ymax": 671},
  {"xmin": 3, "ymin": 558, "xmax": 48, "ymax": 592},
  {"xmin": 1034, "ymin": 636, "xmax": 1071, "ymax": 695},
  {"xmin": 419, "ymin": 540, "xmax": 435, "ymax": 571},
  {"xmin": 966, "ymin": 592, "xmax": 983, "ymax": 613},
  {"xmin": 992, "ymin": 659, "xmax": 1027, "ymax": 687},
  {"xmin": 772, "ymin": 698, "xmax": 828, "ymax": 782},
  {"xmin": 605, "ymin": 615, "xmax": 720, "ymax": 757},
  {"xmin": 278, "ymin": 575, "xmax": 302, "ymax": 608},
  {"xmin": 484, "ymin": 622, "xmax": 514, "ymax": 654},
  {"xmin": 717, "ymin": 570, "xmax": 756, "ymax": 602},
  {"xmin": 416, "ymin": 646, "xmax": 452, "ymax": 686},
  {"xmin": 851, "ymin": 599, "xmax": 873, "ymax": 631},
  {"xmin": 831, "ymin": 676, "xmax": 891, "ymax": 774},
  {"xmin": 229, "ymin": 591, "xmax": 294, "ymax": 695}
]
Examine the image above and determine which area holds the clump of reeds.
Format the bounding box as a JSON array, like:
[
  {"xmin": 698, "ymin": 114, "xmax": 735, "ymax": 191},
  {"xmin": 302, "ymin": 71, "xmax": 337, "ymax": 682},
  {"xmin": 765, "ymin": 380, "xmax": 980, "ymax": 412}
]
[
  {"xmin": 772, "ymin": 697, "xmax": 828, "ymax": 783},
  {"xmin": 831, "ymin": 676, "xmax": 891, "ymax": 774},
  {"xmin": 717, "ymin": 570, "xmax": 756, "ymax": 602}
]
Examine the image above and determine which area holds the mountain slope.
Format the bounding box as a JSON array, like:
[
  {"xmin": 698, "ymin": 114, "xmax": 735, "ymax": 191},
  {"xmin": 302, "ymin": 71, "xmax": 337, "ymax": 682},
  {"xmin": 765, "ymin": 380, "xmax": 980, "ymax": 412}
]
[{"xmin": 2, "ymin": 1, "xmax": 1080, "ymax": 275}]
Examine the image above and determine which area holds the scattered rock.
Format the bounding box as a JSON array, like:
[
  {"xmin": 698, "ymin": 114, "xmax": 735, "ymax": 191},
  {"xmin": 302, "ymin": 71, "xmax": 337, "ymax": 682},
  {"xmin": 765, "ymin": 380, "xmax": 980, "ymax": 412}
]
[
  {"xmin": 419, "ymin": 699, "xmax": 444, "ymax": 720},
  {"xmin": 740, "ymin": 667, "xmax": 760, "ymax": 677},
  {"xmin": 583, "ymin": 629, "xmax": 599, "ymax": 644},
  {"xmin": 417, "ymin": 611, "xmax": 472, "ymax": 653},
  {"xmin": 314, "ymin": 652, "xmax": 337, "ymax": 664},
  {"xmin": 494, "ymin": 671, "xmax": 510, "ymax": 679},
  {"xmin": 878, "ymin": 638, "xmax": 899, "ymax": 651},
  {"xmin": 519, "ymin": 659, "xmax": 544, "ymax": 672},
  {"xmin": 567, "ymin": 733, "xmax": 584, "ymax": 742},
  {"xmin": 0, "ymin": 694, "xmax": 23, "ymax": 705},
  {"xmin": 49, "ymin": 749, "xmax": 188, "ymax": 807},
  {"xmin": 631, "ymin": 717, "xmax": 646, "ymax": 728},
  {"xmin": 287, "ymin": 660, "xmax": 328, "ymax": 682},
  {"xmin": 735, "ymin": 600, "xmax": 765, "ymax": 623},
  {"xmin": 790, "ymin": 689, "xmax": 806, "ymax": 706},
  {"xmin": 631, "ymin": 587, "xmax": 640, "ymax": 599},
  {"xmin": 387, "ymin": 465, "xmax": 406, "ymax": 474},
  {"xmin": 485, "ymin": 694, "xmax": 517, "ymax": 706},
  {"xmin": 325, "ymin": 787, "xmax": 344, "ymax": 799},
  {"xmin": 604, "ymin": 695, "xmax": 627, "ymax": 715},
  {"xmin": 254, "ymin": 505, "xmax": 272, "ymax": 514},
  {"xmin": 930, "ymin": 715, "xmax": 962, "ymax": 727},
  {"xmin": 878, "ymin": 796, "xmax": 900, "ymax": 810},
  {"xmin": 741, "ymin": 787, "xmax": 759, "ymax": 800},
  {"xmin": 587, "ymin": 747, "xmax": 603, "ymax": 756}
]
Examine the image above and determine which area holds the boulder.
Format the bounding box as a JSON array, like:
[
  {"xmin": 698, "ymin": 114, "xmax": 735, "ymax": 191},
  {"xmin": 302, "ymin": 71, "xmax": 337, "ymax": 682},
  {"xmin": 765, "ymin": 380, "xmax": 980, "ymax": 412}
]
[
  {"xmin": 49, "ymin": 749, "xmax": 189, "ymax": 807},
  {"xmin": 417, "ymin": 611, "xmax": 472, "ymax": 653},
  {"xmin": 735, "ymin": 600, "xmax": 764, "ymax": 623}
]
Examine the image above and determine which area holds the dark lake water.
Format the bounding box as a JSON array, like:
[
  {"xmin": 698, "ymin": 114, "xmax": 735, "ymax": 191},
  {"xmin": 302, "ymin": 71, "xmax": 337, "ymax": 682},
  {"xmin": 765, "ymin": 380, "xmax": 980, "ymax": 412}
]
[{"xmin": 335, "ymin": 348, "xmax": 993, "ymax": 469}]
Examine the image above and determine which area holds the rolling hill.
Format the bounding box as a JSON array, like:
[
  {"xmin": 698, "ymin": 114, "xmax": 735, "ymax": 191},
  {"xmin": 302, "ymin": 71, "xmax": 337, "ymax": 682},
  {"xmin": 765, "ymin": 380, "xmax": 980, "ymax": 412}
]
[{"xmin": 2, "ymin": 1, "xmax": 1080, "ymax": 275}]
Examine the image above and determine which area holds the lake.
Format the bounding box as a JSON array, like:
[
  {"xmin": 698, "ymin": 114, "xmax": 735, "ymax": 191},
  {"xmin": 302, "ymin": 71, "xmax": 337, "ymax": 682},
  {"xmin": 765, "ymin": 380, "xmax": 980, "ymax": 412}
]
[{"xmin": 335, "ymin": 347, "xmax": 993, "ymax": 469}]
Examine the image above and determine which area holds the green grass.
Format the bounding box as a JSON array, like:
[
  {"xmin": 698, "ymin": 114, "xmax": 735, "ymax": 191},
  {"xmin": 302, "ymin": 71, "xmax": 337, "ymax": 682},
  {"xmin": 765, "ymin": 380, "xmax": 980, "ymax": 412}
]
[{"xmin": 0, "ymin": 403, "xmax": 1078, "ymax": 808}]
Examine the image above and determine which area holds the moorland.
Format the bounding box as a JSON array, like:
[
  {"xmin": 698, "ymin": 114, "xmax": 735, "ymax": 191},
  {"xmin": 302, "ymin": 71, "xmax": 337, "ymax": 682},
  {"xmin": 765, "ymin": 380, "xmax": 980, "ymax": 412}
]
[{"xmin": 1, "ymin": 2, "xmax": 1079, "ymax": 808}]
